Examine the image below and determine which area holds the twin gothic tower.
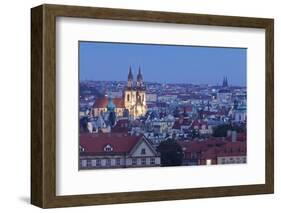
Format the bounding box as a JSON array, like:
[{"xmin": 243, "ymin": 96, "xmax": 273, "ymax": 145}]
[{"xmin": 124, "ymin": 66, "xmax": 147, "ymax": 118}]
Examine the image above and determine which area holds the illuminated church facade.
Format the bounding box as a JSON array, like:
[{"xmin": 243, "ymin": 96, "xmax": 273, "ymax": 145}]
[
  {"xmin": 124, "ymin": 66, "xmax": 147, "ymax": 118},
  {"xmin": 92, "ymin": 66, "xmax": 147, "ymax": 119}
]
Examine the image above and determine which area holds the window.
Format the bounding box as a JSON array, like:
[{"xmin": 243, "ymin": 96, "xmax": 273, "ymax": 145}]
[
  {"xmin": 116, "ymin": 158, "xmax": 121, "ymax": 166},
  {"xmin": 191, "ymin": 152, "xmax": 197, "ymax": 159},
  {"xmin": 150, "ymin": 158, "xmax": 155, "ymax": 165},
  {"xmin": 221, "ymin": 158, "xmax": 225, "ymax": 164},
  {"xmin": 141, "ymin": 158, "xmax": 146, "ymax": 165},
  {"xmin": 206, "ymin": 159, "xmax": 212, "ymax": 165},
  {"xmin": 81, "ymin": 160, "xmax": 87, "ymax": 168},
  {"xmin": 132, "ymin": 158, "xmax": 137, "ymax": 165},
  {"xmin": 127, "ymin": 94, "xmax": 130, "ymax": 101},
  {"xmin": 79, "ymin": 146, "xmax": 85, "ymax": 152},
  {"xmin": 141, "ymin": 148, "xmax": 146, "ymax": 155},
  {"xmin": 104, "ymin": 144, "xmax": 113, "ymax": 152},
  {"xmin": 96, "ymin": 159, "xmax": 101, "ymax": 167},
  {"xmin": 106, "ymin": 159, "xmax": 111, "ymax": 166},
  {"xmin": 87, "ymin": 160, "xmax": 91, "ymax": 167}
]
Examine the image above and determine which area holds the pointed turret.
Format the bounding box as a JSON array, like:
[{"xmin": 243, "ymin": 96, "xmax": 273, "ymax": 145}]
[
  {"xmin": 127, "ymin": 66, "xmax": 133, "ymax": 87},
  {"xmin": 137, "ymin": 66, "xmax": 143, "ymax": 82},
  {"xmin": 136, "ymin": 66, "xmax": 143, "ymax": 87},
  {"xmin": 222, "ymin": 76, "xmax": 228, "ymax": 87},
  {"xmin": 128, "ymin": 66, "xmax": 133, "ymax": 80},
  {"xmin": 225, "ymin": 76, "xmax": 228, "ymax": 87}
]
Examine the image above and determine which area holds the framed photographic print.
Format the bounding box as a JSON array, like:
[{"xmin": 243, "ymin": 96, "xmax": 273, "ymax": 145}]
[{"xmin": 31, "ymin": 4, "xmax": 274, "ymax": 208}]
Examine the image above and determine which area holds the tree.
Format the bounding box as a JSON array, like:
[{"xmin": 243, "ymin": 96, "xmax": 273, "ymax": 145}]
[
  {"xmin": 212, "ymin": 124, "xmax": 245, "ymax": 137},
  {"xmin": 79, "ymin": 117, "xmax": 89, "ymax": 133},
  {"xmin": 157, "ymin": 139, "xmax": 184, "ymax": 166},
  {"xmin": 108, "ymin": 111, "xmax": 116, "ymax": 127}
]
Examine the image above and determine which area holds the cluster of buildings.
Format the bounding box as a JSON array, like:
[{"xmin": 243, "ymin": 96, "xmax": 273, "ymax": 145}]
[{"xmin": 79, "ymin": 66, "xmax": 247, "ymax": 169}]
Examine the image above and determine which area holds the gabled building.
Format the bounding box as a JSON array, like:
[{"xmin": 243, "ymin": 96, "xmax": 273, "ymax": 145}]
[
  {"xmin": 200, "ymin": 141, "xmax": 246, "ymax": 165},
  {"xmin": 179, "ymin": 132, "xmax": 246, "ymax": 166},
  {"xmin": 79, "ymin": 133, "xmax": 160, "ymax": 169}
]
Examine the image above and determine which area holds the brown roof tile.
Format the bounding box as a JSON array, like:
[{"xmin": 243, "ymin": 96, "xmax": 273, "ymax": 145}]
[
  {"xmin": 93, "ymin": 97, "xmax": 125, "ymax": 108},
  {"xmin": 80, "ymin": 133, "xmax": 142, "ymax": 155}
]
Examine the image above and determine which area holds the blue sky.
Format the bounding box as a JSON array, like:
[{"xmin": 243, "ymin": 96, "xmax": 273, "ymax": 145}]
[{"xmin": 79, "ymin": 41, "xmax": 246, "ymax": 86}]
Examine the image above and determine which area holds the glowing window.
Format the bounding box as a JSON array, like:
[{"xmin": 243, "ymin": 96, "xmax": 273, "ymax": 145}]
[{"xmin": 206, "ymin": 159, "xmax": 212, "ymax": 165}]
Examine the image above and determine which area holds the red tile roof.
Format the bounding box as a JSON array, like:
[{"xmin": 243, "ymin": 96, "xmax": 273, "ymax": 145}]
[
  {"xmin": 93, "ymin": 97, "xmax": 125, "ymax": 108},
  {"xmin": 201, "ymin": 141, "xmax": 246, "ymax": 159},
  {"xmin": 113, "ymin": 98, "xmax": 125, "ymax": 108},
  {"xmin": 179, "ymin": 139, "xmax": 226, "ymax": 154},
  {"xmin": 172, "ymin": 118, "xmax": 192, "ymax": 129},
  {"xmin": 93, "ymin": 98, "xmax": 107, "ymax": 108},
  {"xmin": 179, "ymin": 138, "xmax": 246, "ymax": 160},
  {"xmin": 80, "ymin": 133, "xmax": 142, "ymax": 155}
]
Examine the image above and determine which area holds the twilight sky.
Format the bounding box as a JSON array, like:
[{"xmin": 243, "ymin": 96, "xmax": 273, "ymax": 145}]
[{"xmin": 79, "ymin": 41, "xmax": 246, "ymax": 86}]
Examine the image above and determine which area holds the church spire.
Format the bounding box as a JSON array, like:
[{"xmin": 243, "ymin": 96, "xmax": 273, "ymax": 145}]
[
  {"xmin": 128, "ymin": 66, "xmax": 133, "ymax": 80},
  {"xmin": 137, "ymin": 66, "xmax": 143, "ymax": 87},
  {"xmin": 127, "ymin": 66, "xmax": 133, "ymax": 87},
  {"xmin": 222, "ymin": 76, "xmax": 228, "ymax": 87}
]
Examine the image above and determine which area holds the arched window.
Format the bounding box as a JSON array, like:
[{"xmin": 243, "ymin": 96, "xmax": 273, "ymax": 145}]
[{"xmin": 127, "ymin": 94, "xmax": 130, "ymax": 101}]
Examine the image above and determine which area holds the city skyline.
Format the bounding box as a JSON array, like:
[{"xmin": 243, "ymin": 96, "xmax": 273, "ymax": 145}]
[
  {"xmin": 79, "ymin": 41, "xmax": 247, "ymax": 86},
  {"xmin": 79, "ymin": 41, "xmax": 247, "ymax": 170}
]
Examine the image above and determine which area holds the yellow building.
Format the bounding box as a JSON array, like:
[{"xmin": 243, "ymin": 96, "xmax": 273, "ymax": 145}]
[{"xmin": 124, "ymin": 66, "xmax": 147, "ymax": 118}]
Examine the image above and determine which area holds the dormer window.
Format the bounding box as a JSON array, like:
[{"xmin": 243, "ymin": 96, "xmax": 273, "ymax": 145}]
[
  {"xmin": 79, "ymin": 145, "xmax": 85, "ymax": 152},
  {"xmin": 104, "ymin": 144, "xmax": 113, "ymax": 152}
]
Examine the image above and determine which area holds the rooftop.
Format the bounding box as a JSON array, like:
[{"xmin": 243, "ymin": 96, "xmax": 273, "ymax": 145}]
[
  {"xmin": 80, "ymin": 133, "xmax": 143, "ymax": 155},
  {"xmin": 93, "ymin": 97, "xmax": 125, "ymax": 108}
]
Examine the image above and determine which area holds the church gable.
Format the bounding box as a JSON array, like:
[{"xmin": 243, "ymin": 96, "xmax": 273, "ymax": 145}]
[{"xmin": 129, "ymin": 138, "xmax": 157, "ymax": 157}]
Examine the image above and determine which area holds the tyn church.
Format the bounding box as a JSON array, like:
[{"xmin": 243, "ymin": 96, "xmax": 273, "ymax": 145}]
[
  {"xmin": 92, "ymin": 66, "xmax": 147, "ymax": 118},
  {"xmin": 124, "ymin": 66, "xmax": 147, "ymax": 118}
]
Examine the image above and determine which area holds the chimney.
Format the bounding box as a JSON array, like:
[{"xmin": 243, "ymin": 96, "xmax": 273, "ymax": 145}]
[{"xmin": 231, "ymin": 130, "xmax": 237, "ymax": 142}]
